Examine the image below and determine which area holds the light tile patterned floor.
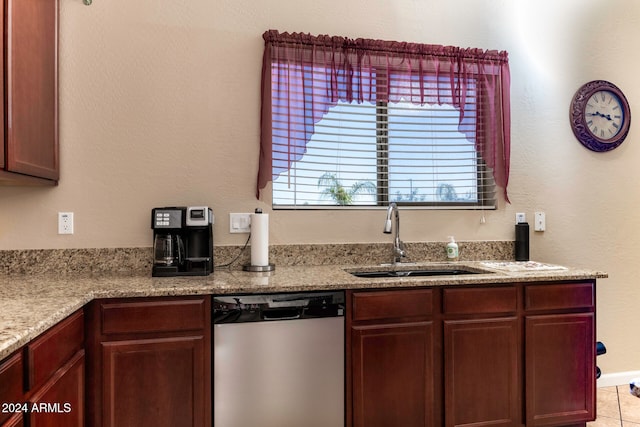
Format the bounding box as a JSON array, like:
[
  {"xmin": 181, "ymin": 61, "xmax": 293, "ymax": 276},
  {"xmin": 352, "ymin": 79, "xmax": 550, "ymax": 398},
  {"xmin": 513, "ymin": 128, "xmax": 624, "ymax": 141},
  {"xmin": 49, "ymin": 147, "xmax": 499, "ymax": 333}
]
[{"xmin": 588, "ymin": 386, "xmax": 640, "ymax": 426}]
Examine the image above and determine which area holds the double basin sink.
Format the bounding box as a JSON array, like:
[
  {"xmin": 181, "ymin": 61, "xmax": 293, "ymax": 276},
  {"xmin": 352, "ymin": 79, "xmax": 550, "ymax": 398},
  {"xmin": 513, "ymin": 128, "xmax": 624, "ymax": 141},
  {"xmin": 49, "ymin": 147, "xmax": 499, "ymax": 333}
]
[{"xmin": 347, "ymin": 264, "xmax": 494, "ymax": 279}]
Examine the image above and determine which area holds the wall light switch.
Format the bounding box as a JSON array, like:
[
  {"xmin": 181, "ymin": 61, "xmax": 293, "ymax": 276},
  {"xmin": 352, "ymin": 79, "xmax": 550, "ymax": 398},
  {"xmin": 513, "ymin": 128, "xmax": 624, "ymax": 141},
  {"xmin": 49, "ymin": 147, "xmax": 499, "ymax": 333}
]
[
  {"xmin": 229, "ymin": 213, "xmax": 251, "ymax": 233},
  {"xmin": 534, "ymin": 212, "xmax": 545, "ymax": 232}
]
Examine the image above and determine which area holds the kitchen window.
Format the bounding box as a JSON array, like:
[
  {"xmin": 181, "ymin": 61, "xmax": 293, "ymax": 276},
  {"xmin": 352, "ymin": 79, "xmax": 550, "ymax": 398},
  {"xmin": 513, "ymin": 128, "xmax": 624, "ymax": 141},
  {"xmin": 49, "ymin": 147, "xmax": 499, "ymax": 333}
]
[{"xmin": 257, "ymin": 31, "xmax": 511, "ymax": 209}]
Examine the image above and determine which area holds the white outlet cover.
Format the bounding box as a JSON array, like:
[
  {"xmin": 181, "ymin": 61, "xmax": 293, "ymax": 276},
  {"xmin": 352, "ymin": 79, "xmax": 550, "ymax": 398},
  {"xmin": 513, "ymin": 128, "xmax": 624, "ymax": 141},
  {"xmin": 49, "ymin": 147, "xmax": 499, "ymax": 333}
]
[{"xmin": 58, "ymin": 212, "xmax": 74, "ymax": 234}]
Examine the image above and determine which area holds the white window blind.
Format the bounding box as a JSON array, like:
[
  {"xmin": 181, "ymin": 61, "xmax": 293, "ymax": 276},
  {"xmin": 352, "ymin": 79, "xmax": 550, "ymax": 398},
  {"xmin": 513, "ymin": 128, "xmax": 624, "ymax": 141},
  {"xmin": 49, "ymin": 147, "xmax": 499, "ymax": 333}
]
[{"xmin": 272, "ymin": 99, "xmax": 496, "ymax": 209}]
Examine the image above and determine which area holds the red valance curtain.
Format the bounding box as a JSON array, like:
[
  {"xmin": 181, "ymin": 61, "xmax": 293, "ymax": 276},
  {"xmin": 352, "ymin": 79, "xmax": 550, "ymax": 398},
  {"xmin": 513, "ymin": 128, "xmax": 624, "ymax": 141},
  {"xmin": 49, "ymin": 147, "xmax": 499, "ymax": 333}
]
[{"xmin": 258, "ymin": 30, "xmax": 511, "ymax": 202}]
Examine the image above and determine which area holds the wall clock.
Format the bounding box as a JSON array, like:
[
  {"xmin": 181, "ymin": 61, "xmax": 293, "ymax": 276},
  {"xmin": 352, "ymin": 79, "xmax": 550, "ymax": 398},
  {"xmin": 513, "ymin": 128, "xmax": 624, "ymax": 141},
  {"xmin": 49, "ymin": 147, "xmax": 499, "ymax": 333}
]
[{"xmin": 570, "ymin": 80, "xmax": 631, "ymax": 152}]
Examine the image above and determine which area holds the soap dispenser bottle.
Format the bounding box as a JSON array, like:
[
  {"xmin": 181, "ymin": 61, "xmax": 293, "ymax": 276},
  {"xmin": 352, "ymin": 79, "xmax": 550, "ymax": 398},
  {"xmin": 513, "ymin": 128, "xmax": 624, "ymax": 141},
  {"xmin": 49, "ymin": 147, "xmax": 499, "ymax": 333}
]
[{"xmin": 446, "ymin": 236, "xmax": 459, "ymax": 260}]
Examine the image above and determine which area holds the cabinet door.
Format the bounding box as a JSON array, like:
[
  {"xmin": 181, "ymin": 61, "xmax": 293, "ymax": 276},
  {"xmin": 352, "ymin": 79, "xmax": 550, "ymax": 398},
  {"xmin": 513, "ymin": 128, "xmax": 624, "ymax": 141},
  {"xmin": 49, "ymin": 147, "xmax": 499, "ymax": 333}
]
[
  {"xmin": 444, "ymin": 317, "xmax": 519, "ymax": 427},
  {"xmin": 26, "ymin": 310, "xmax": 84, "ymax": 392},
  {"xmin": 6, "ymin": 0, "xmax": 58, "ymax": 180},
  {"xmin": 351, "ymin": 322, "xmax": 435, "ymax": 427},
  {"xmin": 1, "ymin": 413, "xmax": 24, "ymax": 427},
  {"xmin": 0, "ymin": 352, "xmax": 23, "ymax": 426},
  {"xmin": 28, "ymin": 350, "xmax": 84, "ymax": 427},
  {"xmin": 525, "ymin": 313, "xmax": 595, "ymax": 426},
  {"xmin": 101, "ymin": 335, "xmax": 206, "ymax": 427}
]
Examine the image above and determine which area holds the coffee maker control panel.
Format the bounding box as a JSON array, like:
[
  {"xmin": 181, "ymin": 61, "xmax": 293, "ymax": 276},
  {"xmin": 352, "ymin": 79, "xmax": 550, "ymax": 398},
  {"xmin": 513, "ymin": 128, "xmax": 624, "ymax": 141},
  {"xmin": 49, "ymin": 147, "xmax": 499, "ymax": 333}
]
[
  {"xmin": 186, "ymin": 206, "xmax": 211, "ymax": 227},
  {"xmin": 153, "ymin": 208, "xmax": 183, "ymax": 228}
]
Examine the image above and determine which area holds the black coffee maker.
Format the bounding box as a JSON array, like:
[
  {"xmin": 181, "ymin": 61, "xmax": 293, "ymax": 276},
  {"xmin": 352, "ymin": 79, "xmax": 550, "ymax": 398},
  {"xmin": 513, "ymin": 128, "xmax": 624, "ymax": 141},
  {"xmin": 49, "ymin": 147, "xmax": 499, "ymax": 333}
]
[{"xmin": 151, "ymin": 206, "xmax": 214, "ymax": 277}]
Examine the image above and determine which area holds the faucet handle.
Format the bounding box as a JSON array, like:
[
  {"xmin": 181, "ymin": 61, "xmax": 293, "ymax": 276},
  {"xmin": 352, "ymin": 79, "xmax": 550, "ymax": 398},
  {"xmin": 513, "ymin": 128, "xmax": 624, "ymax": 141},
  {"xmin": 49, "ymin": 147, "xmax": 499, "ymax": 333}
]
[{"xmin": 394, "ymin": 241, "xmax": 407, "ymax": 259}]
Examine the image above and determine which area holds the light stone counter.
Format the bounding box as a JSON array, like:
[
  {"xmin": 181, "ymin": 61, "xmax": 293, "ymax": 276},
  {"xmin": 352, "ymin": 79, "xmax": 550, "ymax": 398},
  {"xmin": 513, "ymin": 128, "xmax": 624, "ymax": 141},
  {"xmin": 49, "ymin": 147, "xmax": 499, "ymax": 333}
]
[{"xmin": 0, "ymin": 260, "xmax": 607, "ymax": 361}]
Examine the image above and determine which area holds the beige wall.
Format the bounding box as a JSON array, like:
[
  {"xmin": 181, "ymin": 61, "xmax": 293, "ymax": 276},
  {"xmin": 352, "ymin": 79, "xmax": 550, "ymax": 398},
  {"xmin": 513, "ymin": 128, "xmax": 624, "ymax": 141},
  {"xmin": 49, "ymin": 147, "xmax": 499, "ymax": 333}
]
[{"xmin": 1, "ymin": 0, "xmax": 639, "ymax": 377}]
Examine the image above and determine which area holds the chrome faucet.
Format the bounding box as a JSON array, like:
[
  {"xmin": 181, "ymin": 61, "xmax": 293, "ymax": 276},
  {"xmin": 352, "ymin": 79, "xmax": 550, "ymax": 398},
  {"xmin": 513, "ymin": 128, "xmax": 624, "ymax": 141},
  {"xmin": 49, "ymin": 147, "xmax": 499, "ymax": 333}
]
[{"xmin": 383, "ymin": 203, "xmax": 406, "ymax": 264}]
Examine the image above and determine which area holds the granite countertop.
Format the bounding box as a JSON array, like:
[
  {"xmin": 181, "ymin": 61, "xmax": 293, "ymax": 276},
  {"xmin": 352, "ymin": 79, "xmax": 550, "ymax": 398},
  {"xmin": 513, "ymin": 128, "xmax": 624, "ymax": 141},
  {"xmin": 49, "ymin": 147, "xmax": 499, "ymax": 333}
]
[{"xmin": 0, "ymin": 260, "xmax": 607, "ymax": 361}]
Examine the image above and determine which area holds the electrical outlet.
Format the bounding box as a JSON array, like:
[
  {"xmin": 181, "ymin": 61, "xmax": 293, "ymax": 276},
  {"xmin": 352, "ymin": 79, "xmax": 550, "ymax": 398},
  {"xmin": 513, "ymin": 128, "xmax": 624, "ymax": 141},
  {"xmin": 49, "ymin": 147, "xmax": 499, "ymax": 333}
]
[
  {"xmin": 229, "ymin": 213, "xmax": 251, "ymax": 233},
  {"xmin": 58, "ymin": 212, "xmax": 74, "ymax": 234},
  {"xmin": 515, "ymin": 212, "xmax": 526, "ymax": 224}
]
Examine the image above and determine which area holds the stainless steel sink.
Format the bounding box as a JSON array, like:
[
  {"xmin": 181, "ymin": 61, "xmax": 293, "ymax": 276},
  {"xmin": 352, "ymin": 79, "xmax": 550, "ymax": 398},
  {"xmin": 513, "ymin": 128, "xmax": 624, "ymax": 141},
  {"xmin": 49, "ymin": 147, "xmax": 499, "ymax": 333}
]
[{"xmin": 349, "ymin": 268, "xmax": 483, "ymax": 278}]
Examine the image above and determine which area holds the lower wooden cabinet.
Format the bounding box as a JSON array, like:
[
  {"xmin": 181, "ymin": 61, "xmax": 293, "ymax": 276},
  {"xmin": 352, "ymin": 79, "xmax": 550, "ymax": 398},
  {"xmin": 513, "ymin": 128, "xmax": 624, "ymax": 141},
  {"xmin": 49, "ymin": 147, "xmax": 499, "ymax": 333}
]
[
  {"xmin": 28, "ymin": 350, "xmax": 84, "ymax": 427},
  {"xmin": 444, "ymin": 317, "xmax": 519, "ymax": 427},
  {"xmin": 351, "ymin": 322, "xmax": 435, "ymax": 427},
  {"xmin": 0, "ymin": 310, "xmax": 84, "ymax": 427},
  {"xmin": 347, "ymin": 281, "xmax": 596, "ymax": 427},
  {"xmin": 0, "ymin": 414, "xmax": 23, "ymax": 427},
  {"xmin": 525, "ymin": 283, "xmax": 596, "ymax": 427},
  {"xmin": 101, "ymin": 336, "xmax": 205, "ymax": 427},
  {"xmin": 0, "ymin": 352, "xmax": 24, "ymax": 426},
  {"xmin": 348, "ymin": 289, "xmax": 437, "ymax": 427},
  {"xmin": 26, "ymin": 310, "xmax": 85, "ymax": 427},
  {"xmin": 525, "ymin": 313, "xmax": 595, "ymax": 426},
  {"xmin": 85, "ymin": 295, "xmax": 211, "ymax": 427}
]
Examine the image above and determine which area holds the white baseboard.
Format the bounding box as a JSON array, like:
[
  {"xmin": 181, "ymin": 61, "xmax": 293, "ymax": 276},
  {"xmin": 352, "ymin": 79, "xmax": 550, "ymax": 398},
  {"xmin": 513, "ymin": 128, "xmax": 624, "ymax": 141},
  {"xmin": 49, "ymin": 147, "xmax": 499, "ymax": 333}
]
[{"xmin": 597, "ymin": 370, "xmax": 640, "ymax": 388}]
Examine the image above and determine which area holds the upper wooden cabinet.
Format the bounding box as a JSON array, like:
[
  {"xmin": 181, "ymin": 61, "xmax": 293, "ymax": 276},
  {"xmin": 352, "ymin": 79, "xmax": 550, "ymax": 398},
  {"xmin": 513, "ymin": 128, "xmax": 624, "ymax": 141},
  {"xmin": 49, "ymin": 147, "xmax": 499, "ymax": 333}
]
[{"xmin": 1, "ymin": 0, "xmax": 59, "ymax": 185}]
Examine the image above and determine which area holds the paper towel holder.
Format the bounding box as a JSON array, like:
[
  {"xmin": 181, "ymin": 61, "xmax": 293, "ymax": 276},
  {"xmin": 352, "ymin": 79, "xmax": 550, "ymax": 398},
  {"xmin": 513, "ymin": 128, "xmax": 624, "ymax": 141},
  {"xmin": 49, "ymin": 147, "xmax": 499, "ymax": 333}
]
[
  {"xmin": 242, "ymin": 208, "xmax": 276, "ymax": 272},
  {"xmin": 243, "ymin": 263, "xmax": 275, "ymax": 272}
]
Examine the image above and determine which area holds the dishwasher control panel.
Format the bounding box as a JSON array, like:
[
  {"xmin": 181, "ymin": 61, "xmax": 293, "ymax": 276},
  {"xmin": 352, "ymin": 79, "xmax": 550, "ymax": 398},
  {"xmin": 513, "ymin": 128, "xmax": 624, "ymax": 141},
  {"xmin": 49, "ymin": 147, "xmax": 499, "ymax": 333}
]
[{"xmin": 213, "ymin": 291, "xmax": 345, "ymax": 324}]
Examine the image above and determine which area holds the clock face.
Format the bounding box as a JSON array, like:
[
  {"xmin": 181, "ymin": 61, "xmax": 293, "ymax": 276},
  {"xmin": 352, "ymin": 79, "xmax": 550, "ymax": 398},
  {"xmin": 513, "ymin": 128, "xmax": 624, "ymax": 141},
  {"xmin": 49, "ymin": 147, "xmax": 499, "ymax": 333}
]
[
  {"xmin": 584, "ymin": 90, "xmax": 624, "ymax": 141},
  {"xmin": 570, "ymin": 80, "xmax": 631, "ymax": 152}
]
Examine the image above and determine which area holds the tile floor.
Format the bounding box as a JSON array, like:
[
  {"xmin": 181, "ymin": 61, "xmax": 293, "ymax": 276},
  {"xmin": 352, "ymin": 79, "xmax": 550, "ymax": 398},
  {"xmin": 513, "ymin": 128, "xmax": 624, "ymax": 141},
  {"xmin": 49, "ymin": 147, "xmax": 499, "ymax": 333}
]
[{"xmin": 588, "ymin": 386, "xmax": 640, "ymax": 426}]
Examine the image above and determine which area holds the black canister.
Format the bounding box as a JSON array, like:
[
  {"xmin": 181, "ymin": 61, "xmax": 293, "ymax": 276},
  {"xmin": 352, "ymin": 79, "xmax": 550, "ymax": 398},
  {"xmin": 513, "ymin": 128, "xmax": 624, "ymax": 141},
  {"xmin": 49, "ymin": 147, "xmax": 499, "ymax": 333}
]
[{"xmin": 515, "ymin": 222, "xmax": 530, "ymax": 261}]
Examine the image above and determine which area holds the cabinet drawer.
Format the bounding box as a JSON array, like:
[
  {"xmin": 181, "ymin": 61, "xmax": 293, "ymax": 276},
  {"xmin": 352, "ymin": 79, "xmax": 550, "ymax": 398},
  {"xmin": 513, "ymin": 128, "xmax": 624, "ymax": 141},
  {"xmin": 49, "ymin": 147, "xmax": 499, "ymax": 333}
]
[
  {"xmin": 443, "ymin": 286, "xmax": 517, "ymax": 315},
  {"xmin": 0, "ymin": 352, "xmax": 24, "ymax": 425},
  {"xmin": 525, "ymin": 282, "xmax": 594, "ymax": 311},
  {"xmin": 26, "ymin": 309, "xmax": 84, "ymax": 391},
  {"xmin": 351, "ymin": 289, "xmax": 433, "ymax": 322},
  {"xmin": 101, "ymin": 297, "xmax": 206, "ymax": 335}
]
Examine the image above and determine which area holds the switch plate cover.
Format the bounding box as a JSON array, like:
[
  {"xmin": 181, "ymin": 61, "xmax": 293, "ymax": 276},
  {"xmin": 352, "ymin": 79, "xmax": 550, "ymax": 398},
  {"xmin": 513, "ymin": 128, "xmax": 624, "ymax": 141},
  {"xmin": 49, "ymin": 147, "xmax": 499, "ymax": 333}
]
[
  {"xmin": 534, "ymin": 212, "xmax": 545, "ymax": 231},
  {"xmin": 229, "ymin": 213, "xmax": 251, "ymax": 233}
]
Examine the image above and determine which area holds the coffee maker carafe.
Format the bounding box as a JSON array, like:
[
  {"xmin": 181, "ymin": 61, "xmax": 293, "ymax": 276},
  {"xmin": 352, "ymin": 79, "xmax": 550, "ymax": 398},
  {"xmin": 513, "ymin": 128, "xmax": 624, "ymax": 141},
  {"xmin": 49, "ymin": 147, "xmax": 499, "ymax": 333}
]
[
  {"xmin": 151, "ymin": 206, "xmax": 214, "ymax": 277},
  {"xmin": 153, "ymin": 233, "xmax": 183, "ymax": 266}
]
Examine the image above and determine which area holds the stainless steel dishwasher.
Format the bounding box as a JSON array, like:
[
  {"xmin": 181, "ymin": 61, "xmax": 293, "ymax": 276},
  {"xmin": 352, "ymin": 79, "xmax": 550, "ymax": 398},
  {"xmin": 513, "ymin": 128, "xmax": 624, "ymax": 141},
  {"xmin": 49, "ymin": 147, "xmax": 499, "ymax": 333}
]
[{"xmin": 213, "ymin": 291, "xmax": 345, "ymax": 427}]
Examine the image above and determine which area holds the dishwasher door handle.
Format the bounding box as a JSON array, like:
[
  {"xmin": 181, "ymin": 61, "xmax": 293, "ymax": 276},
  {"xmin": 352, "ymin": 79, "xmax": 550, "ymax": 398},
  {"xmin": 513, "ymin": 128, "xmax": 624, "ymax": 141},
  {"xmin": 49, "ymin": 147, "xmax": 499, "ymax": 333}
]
[{"xmin": 261, "ymin": 307, "xmax": 302, "ymax": 321}]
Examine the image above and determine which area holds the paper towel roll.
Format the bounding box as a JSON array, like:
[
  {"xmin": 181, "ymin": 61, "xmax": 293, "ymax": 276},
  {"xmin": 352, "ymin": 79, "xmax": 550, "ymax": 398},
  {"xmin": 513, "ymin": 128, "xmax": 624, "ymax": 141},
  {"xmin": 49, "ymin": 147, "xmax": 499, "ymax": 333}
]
[{"xmin": 250, "ymin": 211, "xmax": 269, "ymax": 266}]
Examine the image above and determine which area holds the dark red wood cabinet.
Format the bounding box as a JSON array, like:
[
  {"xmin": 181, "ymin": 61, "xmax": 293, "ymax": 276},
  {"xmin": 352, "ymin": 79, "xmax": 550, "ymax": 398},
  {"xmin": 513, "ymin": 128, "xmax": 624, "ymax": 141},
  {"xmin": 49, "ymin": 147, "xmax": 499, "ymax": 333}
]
[
  {"xmin": 26, "ymin": 309, "xmax": 85, "ymax": 427},
  {"xmin": 525, "ymin": 283, "xmax": 596, "ymax": 426},
  {"xmin": 443, "ymin": 286, "xmax": 520, "ymax": 427},
  {"xmin": 85, "ymin": 296, "xmax": 211, "ymax": 427},
  {"xmin": 1, "ymin": 0, "xmax": 59, "ymax": 185},
  {"xmin": 348, "ymin": 289, "xmax": 437, "ymax": 427},
  {"xmin": 0, "ymin": 352, "xmax": 24, "ymax": 427},
  {"xmin": 347, "ymin": 281, "xmax": 596, "ymax": 427},
  {"xmin": 0, "ymin": 309, "xmax": 84, "ymax": 427}
]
